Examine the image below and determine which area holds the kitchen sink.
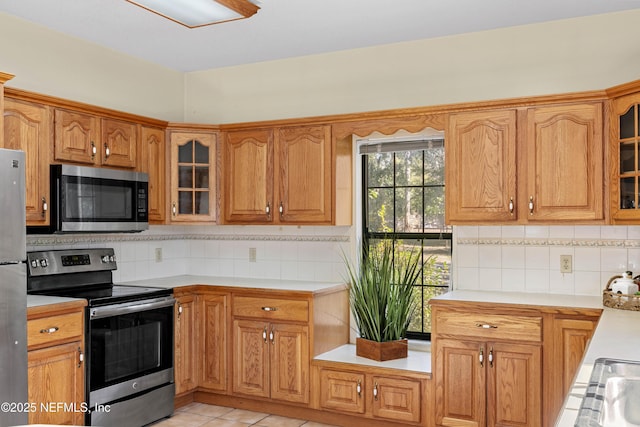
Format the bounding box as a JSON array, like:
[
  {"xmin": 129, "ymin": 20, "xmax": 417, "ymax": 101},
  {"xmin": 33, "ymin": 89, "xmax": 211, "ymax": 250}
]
[{"xmin": 575, "ymin": 358, "xmax": 640, "ymax": 426}]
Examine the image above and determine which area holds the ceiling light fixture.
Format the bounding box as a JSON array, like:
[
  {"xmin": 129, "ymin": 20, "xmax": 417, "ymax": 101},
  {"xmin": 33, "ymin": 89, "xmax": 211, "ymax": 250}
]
[{"xmin": 126, "ymin": 0, "xmax": 260, "ymax": 28}]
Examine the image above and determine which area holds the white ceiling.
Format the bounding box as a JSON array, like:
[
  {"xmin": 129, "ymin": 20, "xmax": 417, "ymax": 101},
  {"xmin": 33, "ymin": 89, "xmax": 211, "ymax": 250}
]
[{"xmin": 1, "ymin": 0, "xmax": 639, "ymax": 72}]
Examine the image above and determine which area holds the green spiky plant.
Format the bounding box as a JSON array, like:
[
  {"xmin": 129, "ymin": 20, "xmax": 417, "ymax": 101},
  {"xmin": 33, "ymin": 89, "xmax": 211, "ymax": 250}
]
[{"xmin": 345, "ymin": 241, "xmax": 422, "ymax": 342}]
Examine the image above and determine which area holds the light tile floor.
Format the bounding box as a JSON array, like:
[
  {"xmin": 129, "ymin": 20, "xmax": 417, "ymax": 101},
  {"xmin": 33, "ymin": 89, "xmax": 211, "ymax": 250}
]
[{"xmin": 148, "ymin": 402, "xmax": 339, "ymax": 427}]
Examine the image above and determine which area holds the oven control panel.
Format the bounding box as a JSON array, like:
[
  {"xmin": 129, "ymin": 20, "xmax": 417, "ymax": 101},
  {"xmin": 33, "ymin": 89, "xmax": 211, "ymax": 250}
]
[{"xmin": 27, "ymin": 248, "xmax": 117, "ymax": 277}]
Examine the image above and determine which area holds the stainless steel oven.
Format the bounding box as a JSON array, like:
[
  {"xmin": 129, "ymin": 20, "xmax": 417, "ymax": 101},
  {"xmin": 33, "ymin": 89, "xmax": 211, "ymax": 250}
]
[{"xmin": 27, "ymin": 248, "xmax": 175, "ymax": 427}]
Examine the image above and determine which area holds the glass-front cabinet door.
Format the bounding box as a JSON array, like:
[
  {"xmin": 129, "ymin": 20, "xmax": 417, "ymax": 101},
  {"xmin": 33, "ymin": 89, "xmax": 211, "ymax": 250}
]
[
  {"xmin": 612, "ymin": 92, "xmax": 640, "ymax": 222},
  {"xmin": 169, "ymin": 131, "xmax": 217, "ymax": 222}
]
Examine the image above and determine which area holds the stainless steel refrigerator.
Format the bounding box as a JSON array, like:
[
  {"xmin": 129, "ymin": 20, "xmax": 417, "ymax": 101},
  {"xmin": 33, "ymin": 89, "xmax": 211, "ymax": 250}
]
[{"xmin": 0, "ymin": 149, "xmax": 28, "ymax": 427}]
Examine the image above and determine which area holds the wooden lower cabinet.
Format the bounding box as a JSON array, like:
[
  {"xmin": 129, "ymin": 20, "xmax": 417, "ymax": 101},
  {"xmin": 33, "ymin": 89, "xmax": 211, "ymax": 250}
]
[
  {"xmin": 174, "ymin": 293, "xmax": 199, "ymax": 395},
  {"xmin": 232, "ymin": 319, "xmax": 309, "ymax": 403},
  {"xmin": 27, "ymin": 300, "xmax": 86, "ymax": 426},
  {"xmin": 431, "ymin": 300, "xmax": 601, "ymax": 427},
  {"xmin": 314, "ymin": 363, "xmax": 430, "ymax": 426},
  {"xmin": 435, "ymin": 338, "xmax": 541, "ymax": 427}
]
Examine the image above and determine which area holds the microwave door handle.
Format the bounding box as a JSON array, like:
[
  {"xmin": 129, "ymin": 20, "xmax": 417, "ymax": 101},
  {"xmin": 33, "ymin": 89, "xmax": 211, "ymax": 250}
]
[{"xmin": 90, "ymin": 297, "xmax": 176, "ymax": 319}]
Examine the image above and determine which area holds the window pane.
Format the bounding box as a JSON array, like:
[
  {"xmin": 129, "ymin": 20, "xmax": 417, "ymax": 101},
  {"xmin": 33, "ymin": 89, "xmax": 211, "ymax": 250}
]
[
  {"xmin": 423, "ymin": 240, "xmax": 452, "ymax": 287},
  {"xmin": 178, "ymin": 191, "xmax": 192, "ymax": 214},
  {"xmin": 178, "ymin": 166, "xmax": 193, "ymax": 188},
  {"xmin": 194, "ymin": 166, "xmax": 209, "ymax": 189},
  {"xmin": 367, "ymin": 188, "xmax": 394, "ymax": 232},
  {"xmin": 195, "ymin": 191, "xmax": 209, "ymax": 215},
  {"xmin": 395, "ymin": 187, "xmax": 423, "ymax": 232},
  {"xmin": 620, "ymin": 143, "xmax": 636, "ymax": 173},
  {"xmin": 620, "ymin": 106, "xmax": 635, "ymax": 139},
  {"xmin": 395, "ymin": 151, "xmax": 423, "ymax": 186},
  {"xmin": 194, "ymin": 141, "xmax": 209, "ymax": 164},
  {"xmin": 621, "ymin": 177, "xmax": 636, "ymax": 209},
  {"xmin": 425, "ymin": 187, "xmax": 446, "ymax": 231},
  {"xmin": 408, "ymin": 286, "xmax": 424, "ymax": 333},
  {"xmin": 424, "ymin": 142, "xmax": 445, "ymax": 185},
  {"xmin": 367, "ymin": 153, "xmax": 393, "ymax": 187},
  {"xmin": 178, "ymin": 141, "xmax": 193, "ymax": 163}
]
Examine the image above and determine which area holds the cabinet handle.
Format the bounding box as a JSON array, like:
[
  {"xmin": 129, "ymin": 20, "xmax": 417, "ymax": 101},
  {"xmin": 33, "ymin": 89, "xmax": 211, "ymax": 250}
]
[
  {"xmin": 528, "ymin": 196, "xmax": 534, "ymax": 215},
  {"xmin": 479, "ymin": 347, "xmax": 484, "ymax": 367},
  {"xmin": 172, "ymin": 202, "xmax": 177, "ymax": 216},
  {"xmin": 91, "ymin": 141, "xmax": 97, "ymax": 159},
  {"xmin": 104, "ymin": 143, "xmax": 111, "ymax": 159},
  {"xmin": 279, "ymin": 202, "xmax": 284, "ymax": 217},
  {"xmin": 261, "ymin": 306, "xmax": 277, "ymax": 312},
  {"xmin": 78, "ymin": 348, "xmax": 84, "ymax": 367},
  {"xmin": 177, "ymin": 304, "xmax": 183, "ymax": 317},
  {"xmin": 269, "ymin": 328, "xmax": 275, "ymax": 344},
  {"xmin": 373, "ymin": 382, "xmax": 378, "ymax": 401},
  {"xmin": 508, "ymin": 197, "xmax": 514, "ymax": 215},
  {"xmin": 489, "ymin": 347, "xmax": 494, "ymax": 368},
  {"xmin": 475, "ymin": 322, "xmax": 498, "ymax": 329},
  {"xmin": 41, "ymin": 196, "xmax": 48, "ymax": 216},
  {"xmin": 356, "ymin": 379, "xmax": 362, "ymax": 397},
  {"xmin": 262, "ymin": 326, "xmax": 268, "ymax": 343},
  {"xmin": 266, "ymin": 202, "xmax": 271, "ymax": 215},
  {"xmin": 40, "ymin": 327, "xmax": 59, "ymax": 334}
]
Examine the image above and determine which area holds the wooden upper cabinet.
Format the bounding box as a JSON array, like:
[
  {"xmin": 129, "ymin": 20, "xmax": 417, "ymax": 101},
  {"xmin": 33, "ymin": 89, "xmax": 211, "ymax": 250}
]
[
  {"xmin": 139, "ymin": 126, "xmax": 166, "ymax": 223},
  {"xmin": 610, "ymin": 91, "xmax": 640, "ymax": 223},
  {"xmin": 54, "ymin": 108, "xmax": 100, "ymax": 165},
  {"xmin": 525, "ymin": 103, "xmax": 603, "ymax": 221},
  {"xmin": 54, "ymin": 108, "xmax": 137, "ymax": 168},
  {"xmin": 169, "ymin": 131, "xmax": 217, "ymax": 222},
  {"xmin": 446, "ymin": 102, "xmax": 604, "ymax": 224},
  {"xmin": 446, "ymin": 110, "xmax": 517, "ymax": 223},
  {"xmin": 223, "ymin": 124, "xmax": 332, "ymax": 225},
  {"xmin": 3, "ymin": 98, "xmax": 52, "ymax": 225},
  {"xmin": 277, "ymin": 125, "xmax": 332, "ymax": 224},
  {"xmin": 100, "ymin": 118, "xmax": 137, "ymax": 168},
  {"xmin": 223, "ymin": 129, "xmax": 274, "ymax": 222}
]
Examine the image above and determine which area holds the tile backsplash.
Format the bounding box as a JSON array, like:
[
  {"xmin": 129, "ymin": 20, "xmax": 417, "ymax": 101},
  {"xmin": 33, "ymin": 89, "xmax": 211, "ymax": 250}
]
[
  {"xmin": 27, "ymin": 225, "xmax": 352, "ymax": 284},
  {"xmin": 27, "ymin": 224, "xmax": 640, "ymax": 296},
  {"xmin": 453, "ymin": 225, "xmax": 640, "ymax": 296}
]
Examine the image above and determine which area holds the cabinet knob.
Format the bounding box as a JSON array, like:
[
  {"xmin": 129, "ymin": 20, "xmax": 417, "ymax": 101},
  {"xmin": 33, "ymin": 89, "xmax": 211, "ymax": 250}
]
[
  {"xmin": 177, "ymin": 304, "xmax": 183, "ymax": 316},
  {"xmin": 262, "ymin": 326, "xmax": 268, "ymax": 343},
  {"xmin": 104, "ymin": 143, "xmax": 111, "ymax": 159},
  {"xmin": 40, "ymin": 327, "xmax": 59, "ymax": 334},
  {"xmin": 356, "ymin": 379, "xmax": 362, "ymax": 397},
  {"xmin": 91, "ymin": 141, "xmax": 97, "ymax": 159},
  {"xmin": 489, "ymin": 347, "xmax": 494, "ymax": 368},
  {"xmin": 78, "ymin": 348, "xmax": 84, "ymax": 368},
  {"xmin": 508, "ymin": 197, "xmax": 514, "ymax": 215},
  {"xmin": 41, "ymin": 196, "xmax": 48, "ymax": 216},
  {"xmin": 279, "ymin": 202, "xmax": 284, "ymax": 217},
  {"xmin": 373, "ymin": 382, "xmax": 378, "ymax": 400},
  {"xmin": 266, "ymin": 202, "xmax": 271, "ymax": 215},
  {"xmin": 479, "ymin": 346, "xmax": 484, "ymax": 367},
  {"xmin": 172, "ymin": 202, "xmax": 177, "ymax": 216},
  {"xmin": 261, "ymin": 306, "xmax": 277, "ymax": 312},
  {"xmin": 529, "ymin": 196, "xmax": 534, "ymax": 215},
  {"xmin": 269, "ymin": 329, "xmax": 275, "ymax": 344}
]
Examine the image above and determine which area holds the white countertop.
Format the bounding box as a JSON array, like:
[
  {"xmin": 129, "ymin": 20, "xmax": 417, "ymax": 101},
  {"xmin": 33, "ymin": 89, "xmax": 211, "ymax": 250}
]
[
  {"xmin": 315, "ymin": 344, "xmax": 432, "ymax": 375},
  {"xmin": 431, "ymin": 290, "xmax": 640, "ymax": 427},
  {"xmin": 120, "ymin": 275, "xmax": 345, "ymax": 293},
  {"xmin": 27, "ymin": 294, "xmax": 84, "ymax": 308}
]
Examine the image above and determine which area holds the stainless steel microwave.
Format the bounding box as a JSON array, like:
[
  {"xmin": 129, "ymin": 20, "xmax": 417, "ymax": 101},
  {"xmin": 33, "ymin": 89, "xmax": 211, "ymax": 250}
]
[{"xmin": 48, "ymin": 164, "xmax": 149, "ymax": 233}]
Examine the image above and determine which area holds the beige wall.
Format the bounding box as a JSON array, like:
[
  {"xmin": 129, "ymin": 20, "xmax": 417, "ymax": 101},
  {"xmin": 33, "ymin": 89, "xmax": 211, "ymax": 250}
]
[
  {"xmin": 0, "ymin": 13, "xmax": 184, "ymax": 121},
  {"xmin": 185, "ymin": 9, "xmax": 640, "ymax": 124}
]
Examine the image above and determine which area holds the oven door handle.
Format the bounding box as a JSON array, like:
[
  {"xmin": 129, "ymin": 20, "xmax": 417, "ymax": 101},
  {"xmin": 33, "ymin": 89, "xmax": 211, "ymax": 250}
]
[{"xmin": 90, "ymin": 296, "xmax": 176, "ymax": 319}]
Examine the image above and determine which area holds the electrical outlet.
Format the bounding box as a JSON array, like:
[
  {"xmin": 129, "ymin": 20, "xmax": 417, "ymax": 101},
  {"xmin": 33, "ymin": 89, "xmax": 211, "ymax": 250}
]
[
  {"xmin": 560, "ymin": 255, "xmax": 572, "ymax": 273},
  {"xmin": 249, "ymin": 247, "xmax": 257, "ymax": 263},
  {"xmin": 155, "ymin": 247, "xmax": 163, "ymax": 263}
]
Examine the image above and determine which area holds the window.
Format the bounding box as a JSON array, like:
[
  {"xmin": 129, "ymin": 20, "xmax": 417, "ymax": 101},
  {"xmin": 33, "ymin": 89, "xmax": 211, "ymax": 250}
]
[{"xmin": 361, "ymin": 137, "xmax": 451, "ymax": 340}]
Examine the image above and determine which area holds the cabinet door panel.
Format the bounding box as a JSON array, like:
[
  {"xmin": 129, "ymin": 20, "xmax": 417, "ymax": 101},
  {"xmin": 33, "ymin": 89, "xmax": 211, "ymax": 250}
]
[
  {"xmin": 54, "ymin": 109, "xmax": 99, "ymax": 165},
  {"xmin": 371, "ymin": 375, "xmax": 421, "ymax": 424},
  {"xmin": 487, "ymin": 342, "xmax": 541, "ymax": 427},
  {"xmin": 28, "ymin": 342, "xmax": 84, "ymax": 425},
  {"xmin": 318, "ymin": 368, "xmax": 365, "ymax": 414},
  {"xmin": 277, "ymin": 125, "xmax": 332, "ymax": 223},
  {"xmin": 199, "ymin": 293, "xmax": 228, "ymax": 391},
  {"xmin": 139, "ymin": 126, "xmax": 166, "ymax": 222},
  {"xmin": 233, "ymin": 319, "xmax": 270, "ymax": 398},
  {"xmin": 175, "ymin": 295, "xmax": 198, "ymax": 394},
  {"xmin": 526, "ymin": 103, "xmax": 603, "ymax": 221},
  {"xmin": 435, "ymin": 338, "xmax": 485, "ymax": 427},
  {"xmin": 101, "ymin": 118, "xmax": 136, "ymax": 168},
  {"xmin": 270, "ymin": 323, "xmax": 309, "ymax": 403},
  {"xmin": 223, "ymin": 129, "xmax": 274, "ymax": 222},
  {"xmin": 3, "ymin": 99, "xmax": 51, "ymax": 224},
  {"xmin": 446, "ymin": 110, "xmax": 517, "ymax": 222}
]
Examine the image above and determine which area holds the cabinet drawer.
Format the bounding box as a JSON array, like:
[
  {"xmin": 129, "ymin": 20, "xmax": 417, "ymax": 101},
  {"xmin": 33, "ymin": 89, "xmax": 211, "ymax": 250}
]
[
  {"xmin": 233, "ymin": 296, "xmax": 308, "ymax": 322},
  {"xmin": 27, "ymin": 312, "xmax": 83, "ymax": 348},
  {"xmin": 435, "ymin": 311, "xmax": 542, "ymax": 342}
]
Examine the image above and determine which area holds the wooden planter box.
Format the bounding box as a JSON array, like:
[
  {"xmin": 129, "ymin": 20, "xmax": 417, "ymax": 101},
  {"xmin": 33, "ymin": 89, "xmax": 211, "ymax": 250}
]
[{"xmin": 356, "ymin": 337, "xmax": 408, "ymax": 361}]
